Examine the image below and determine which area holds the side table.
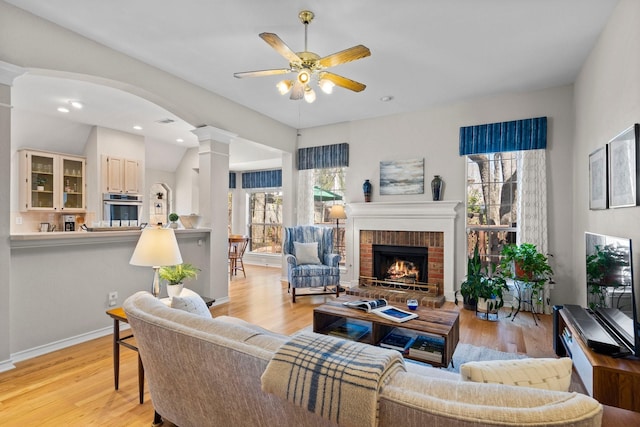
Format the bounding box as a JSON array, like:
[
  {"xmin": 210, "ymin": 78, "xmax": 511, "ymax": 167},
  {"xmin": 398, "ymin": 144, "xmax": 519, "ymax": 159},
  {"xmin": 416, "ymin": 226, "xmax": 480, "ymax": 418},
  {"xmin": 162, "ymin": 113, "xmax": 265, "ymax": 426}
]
[{"xmin": 106, "ymin": 295, "xmax": 214, "ymax": 404}]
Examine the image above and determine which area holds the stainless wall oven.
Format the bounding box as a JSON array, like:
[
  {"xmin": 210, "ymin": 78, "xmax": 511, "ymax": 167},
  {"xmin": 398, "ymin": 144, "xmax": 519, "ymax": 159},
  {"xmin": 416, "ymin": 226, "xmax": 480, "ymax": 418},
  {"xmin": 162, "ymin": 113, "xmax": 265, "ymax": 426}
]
[{"xmin": 103, "ymin": 193, "xmax": 143, "ymax": 225}]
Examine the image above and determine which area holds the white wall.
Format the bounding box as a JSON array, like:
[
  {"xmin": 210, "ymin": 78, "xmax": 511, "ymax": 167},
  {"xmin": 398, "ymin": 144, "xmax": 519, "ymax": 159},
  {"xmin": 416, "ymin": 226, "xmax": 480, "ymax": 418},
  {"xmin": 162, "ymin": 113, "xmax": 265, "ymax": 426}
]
[
  {"xmin": 299, "ymin": 85, "xmax": 575, "ymax": 303},
  {"xmin": 175, "ymin": 147, "xmax": 199, "ymax": 215},
  {"xmin": 573, "ymin": 0, "xmax": 640, "ymax": 306}
]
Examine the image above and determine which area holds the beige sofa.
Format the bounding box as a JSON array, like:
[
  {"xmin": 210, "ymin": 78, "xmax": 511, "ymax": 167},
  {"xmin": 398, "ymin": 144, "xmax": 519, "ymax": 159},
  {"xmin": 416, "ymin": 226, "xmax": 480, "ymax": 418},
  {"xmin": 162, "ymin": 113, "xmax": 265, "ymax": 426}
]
[{"xmin": 123, "ymin": 291, "xmax": 603, "ymax": 427}]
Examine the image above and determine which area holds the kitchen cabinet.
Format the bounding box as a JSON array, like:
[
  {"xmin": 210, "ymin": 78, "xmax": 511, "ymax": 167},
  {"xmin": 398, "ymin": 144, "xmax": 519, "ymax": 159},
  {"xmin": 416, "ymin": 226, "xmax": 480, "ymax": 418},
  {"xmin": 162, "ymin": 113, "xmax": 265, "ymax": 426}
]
[
  {"xmin": 103, "ymin": 156, "xmax": 140, "ymax": 193},
  {"xmin": 19, "ymin": 149, "xmax": 86, "ymax": 212}
]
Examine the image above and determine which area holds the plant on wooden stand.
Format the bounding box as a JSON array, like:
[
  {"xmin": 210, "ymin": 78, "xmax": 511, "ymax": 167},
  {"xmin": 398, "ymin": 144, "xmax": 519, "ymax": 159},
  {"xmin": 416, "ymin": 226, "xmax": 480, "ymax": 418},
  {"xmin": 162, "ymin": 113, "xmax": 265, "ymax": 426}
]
[{"xmin": 159, "ymin": 263, "xmax": 199, "ymax": 298}]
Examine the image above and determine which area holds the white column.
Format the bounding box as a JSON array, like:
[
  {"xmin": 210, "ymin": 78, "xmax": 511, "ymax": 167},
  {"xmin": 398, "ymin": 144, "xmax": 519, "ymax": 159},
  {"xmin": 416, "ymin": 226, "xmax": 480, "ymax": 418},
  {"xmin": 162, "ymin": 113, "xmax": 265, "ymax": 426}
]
[
  {"xmin": 191, "ymin": 126, "xmax": 236, "ymax": 303},
  {"xmin": 0, "ymin": 61, "xmax": 26, "ymax": 372}
]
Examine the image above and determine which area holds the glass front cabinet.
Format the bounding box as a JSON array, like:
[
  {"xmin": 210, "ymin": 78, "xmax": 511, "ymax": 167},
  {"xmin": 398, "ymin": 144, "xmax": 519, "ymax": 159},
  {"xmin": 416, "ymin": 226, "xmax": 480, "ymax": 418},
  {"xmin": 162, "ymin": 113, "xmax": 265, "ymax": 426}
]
[{"xmin": 19, "ymin": 150, "xmax": 86, "ymax": 212}]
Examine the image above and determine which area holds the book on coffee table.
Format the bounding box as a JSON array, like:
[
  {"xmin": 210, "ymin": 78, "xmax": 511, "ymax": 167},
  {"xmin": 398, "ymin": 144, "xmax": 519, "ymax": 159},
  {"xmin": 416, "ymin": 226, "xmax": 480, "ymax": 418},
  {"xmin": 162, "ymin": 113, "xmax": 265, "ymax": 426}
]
[
  {"xmin": 327, "ymin": 319, "xmax": 370, "ymax": 341},
  {"xmin": 409, "ymin": 334, "xmax": 445, "ymax": 363},
  {"xmin": 343, "ymin": 299, "xmax": 388, "ymax": 312},
  {"xmin": 379, "ymin": 330, "xmax": 416, "ymax": 353}
]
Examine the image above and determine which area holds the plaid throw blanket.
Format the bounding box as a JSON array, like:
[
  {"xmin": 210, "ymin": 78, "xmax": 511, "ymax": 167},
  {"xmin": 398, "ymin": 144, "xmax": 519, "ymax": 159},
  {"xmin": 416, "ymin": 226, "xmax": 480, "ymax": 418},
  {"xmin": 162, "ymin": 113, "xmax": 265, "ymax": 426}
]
[{"xmin": 261, "ymin": 331, "xmax": 406, "ymax": 427}]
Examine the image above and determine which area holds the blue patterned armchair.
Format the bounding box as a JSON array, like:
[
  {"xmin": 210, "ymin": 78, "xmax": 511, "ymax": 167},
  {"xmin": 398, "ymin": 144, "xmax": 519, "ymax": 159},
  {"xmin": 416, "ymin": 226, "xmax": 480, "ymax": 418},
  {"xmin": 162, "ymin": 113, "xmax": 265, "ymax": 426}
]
[{"xmin": 283, "ymin": 225, "xmax": 341, "ymax": 302}]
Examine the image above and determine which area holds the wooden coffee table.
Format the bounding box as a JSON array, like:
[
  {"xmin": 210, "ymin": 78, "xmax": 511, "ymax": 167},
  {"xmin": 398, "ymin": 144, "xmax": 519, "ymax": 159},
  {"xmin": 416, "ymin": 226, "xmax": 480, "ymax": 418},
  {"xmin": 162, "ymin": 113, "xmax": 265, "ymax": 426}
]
[{"xmin": 313, "ymin": 296, "xmax": 459, "ymax": 367}]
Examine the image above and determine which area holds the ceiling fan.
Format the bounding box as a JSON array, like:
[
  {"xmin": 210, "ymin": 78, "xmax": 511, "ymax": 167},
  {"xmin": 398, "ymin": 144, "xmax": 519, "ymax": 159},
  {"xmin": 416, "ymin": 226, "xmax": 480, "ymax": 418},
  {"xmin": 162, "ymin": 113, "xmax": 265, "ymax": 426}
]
[{"xmin": 233, "ymin": 10, "xmax": 371, "ymax": 103}]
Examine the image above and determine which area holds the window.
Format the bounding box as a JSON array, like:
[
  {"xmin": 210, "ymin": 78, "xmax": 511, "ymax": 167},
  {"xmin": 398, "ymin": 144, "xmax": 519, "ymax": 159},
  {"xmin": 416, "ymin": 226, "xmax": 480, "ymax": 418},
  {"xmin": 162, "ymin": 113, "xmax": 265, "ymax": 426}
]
[
  {"xmin": 466, "ymin": 152, "xmax": 518, "ymax": 266},
  {"xmin": 313, "ymin": 167, "xmax": 346, "ymax": 265},
  {"xmin": 248, "ymin": 191, "xmax": 282, "ymax": 254}
]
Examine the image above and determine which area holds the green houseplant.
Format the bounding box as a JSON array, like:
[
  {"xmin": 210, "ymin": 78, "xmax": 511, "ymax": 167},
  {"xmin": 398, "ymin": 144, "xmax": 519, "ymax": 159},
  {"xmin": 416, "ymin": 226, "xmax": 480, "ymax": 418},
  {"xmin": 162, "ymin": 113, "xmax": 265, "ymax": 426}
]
[
  {"xmin": 499, "ymin": 243, "xmax": 553, "ymax": 315},
  {"xmin": 159, "ymin": 263, "xmax": 199, "ymax": 298},
  {"xmin": 456, "ymin": 243, "xmax": 509, "ymax": 316},
  {"xmin": 168, "ymin": 212, "xmax": 179, "ymax": 229}
]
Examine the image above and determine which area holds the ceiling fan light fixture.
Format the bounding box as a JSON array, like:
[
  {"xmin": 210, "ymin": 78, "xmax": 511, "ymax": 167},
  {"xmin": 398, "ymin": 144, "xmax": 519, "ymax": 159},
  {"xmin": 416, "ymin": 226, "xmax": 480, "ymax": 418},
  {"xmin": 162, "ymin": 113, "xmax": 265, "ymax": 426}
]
[
  {"xmin": 277, "ymin": 79, "xmax": 293, "ymax": 95},
  {"xmin": 319, "ymin": 79, "xmax": 335, "ymax": 94},
  {"xmin": 304, "ymin": 86, "xmax": 316, "ymax": 103},
  {"xmin": 297, "ymin": 69, "xmax": 311, "ymax": 85}
]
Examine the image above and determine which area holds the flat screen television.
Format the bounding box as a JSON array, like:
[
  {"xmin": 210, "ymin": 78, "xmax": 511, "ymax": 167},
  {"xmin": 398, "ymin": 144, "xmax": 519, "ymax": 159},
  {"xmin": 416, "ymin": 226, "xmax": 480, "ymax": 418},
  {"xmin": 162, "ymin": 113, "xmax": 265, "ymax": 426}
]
[{"xmin": 585, "ymin": 232, "xmax": 640, "ymax": 357}]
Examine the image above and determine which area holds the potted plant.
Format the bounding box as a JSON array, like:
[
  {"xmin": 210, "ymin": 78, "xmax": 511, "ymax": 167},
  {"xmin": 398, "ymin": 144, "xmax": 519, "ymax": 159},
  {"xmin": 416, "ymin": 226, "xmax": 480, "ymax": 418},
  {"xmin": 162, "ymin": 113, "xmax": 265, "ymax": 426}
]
[
  {"xmin": 499, "ymin": 243, "xmax": 553, "ymax": 283},
  {"xmin": 35, "ymin": 176, "xmax": 46, "ymax": 191},
  {"xmin": 475, "ymin": 263, "xmax": 509, "ymax": 319},
  {"xmin": 159, "ymin": 263, "xmax": 199, "ymax": 298},
  {"xmin": 168, "ymin": 212, "xmax": 179, "ymax": 229},
  {"xmin": 456, "ymin": 243, "xmax": 508, "ymax": 316},
  {"xmin": 456, "ymin": 243, "xmax": 484, "ymax": 310},
  {"xmin": 499, "ymin": 243, "xmax": 553, "ymax": 314}
]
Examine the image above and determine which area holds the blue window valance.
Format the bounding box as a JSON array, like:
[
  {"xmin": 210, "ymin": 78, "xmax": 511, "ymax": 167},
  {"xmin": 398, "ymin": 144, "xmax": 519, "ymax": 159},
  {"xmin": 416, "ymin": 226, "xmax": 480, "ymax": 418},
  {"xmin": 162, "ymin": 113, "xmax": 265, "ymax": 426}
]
[
  {"xmin": 459, "ymin": 116, "xmax": 547, "ymax": 155},
  {"xmin": 298, "ymin": 142, "xmax": 349, "ymax": 170},
  {"xmin": 242, "ymin": 169, "xmax": 282, "ymax": 189},
  {"xmin": 229, "ymin": 172, "xmax": 236, "ymax": 189}
]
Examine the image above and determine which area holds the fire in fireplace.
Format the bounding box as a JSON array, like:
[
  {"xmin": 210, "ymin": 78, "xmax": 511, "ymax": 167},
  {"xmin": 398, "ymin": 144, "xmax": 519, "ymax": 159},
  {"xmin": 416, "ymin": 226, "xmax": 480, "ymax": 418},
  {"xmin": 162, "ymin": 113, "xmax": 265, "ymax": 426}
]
[{"xmin": 373, "ymin": 244, "xmax": 428, "ymax": 284}]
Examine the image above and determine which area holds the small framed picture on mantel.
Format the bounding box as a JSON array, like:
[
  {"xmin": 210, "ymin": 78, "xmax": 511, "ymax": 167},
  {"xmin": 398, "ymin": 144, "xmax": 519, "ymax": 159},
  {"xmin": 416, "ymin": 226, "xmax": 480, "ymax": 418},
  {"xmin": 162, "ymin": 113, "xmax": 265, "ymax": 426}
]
[
  {"xmin": 608, "ymin": 123, "xmax": 640, "ymax": 209},
  {"xmin": 589, "ymin": 146, "xmax": 607, "ymax": 210}
]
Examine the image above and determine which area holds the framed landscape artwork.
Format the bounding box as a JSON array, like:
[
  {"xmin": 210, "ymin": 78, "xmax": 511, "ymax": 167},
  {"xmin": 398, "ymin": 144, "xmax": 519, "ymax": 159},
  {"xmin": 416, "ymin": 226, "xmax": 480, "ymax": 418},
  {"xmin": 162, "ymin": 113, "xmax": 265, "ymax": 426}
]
[
  {"xmin": 589, "ymin": 146, "xmax": 607, "ymax": 210},
  {"xmin": 608, "ymin": 123, "xmax": 640, "ymax": 208},
  {"xmin": 379, "ymin": 158, "xmax": 424, "ymax": 195}
]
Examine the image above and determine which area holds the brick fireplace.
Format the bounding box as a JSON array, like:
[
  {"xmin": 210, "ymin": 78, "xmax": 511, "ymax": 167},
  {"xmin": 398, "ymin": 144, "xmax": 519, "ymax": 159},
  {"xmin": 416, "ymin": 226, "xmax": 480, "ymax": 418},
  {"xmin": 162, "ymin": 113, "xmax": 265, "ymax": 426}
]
[
  {"xmin": 360, "ymin": 230, "xmax": 443, "ymax": 288},
  {"xmin": 346, "ymin": 201, "xmax": 460, "ymax": 303}
]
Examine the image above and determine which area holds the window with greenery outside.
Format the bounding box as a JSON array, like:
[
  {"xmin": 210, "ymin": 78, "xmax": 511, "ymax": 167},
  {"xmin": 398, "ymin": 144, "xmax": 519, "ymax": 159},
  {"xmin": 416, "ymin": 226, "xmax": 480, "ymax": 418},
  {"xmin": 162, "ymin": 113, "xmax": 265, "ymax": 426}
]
[
  {"xmin": 466, "ymin": 152, "xmax": 518, "ymax": 268},
  {"xmin": 249, "ymin": 191, "xmax": 282, "ymax": 254},
  {"xmin": 313, "ymin": 167, "xmax": 346, "ymax": 265}
]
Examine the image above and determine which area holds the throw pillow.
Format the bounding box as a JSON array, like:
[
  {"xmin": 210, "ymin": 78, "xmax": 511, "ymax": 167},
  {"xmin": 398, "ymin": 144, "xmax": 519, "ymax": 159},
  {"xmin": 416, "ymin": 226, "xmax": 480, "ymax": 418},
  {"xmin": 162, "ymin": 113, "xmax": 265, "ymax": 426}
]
[
  {"xmin": 170, "ymin": 287, "xmax": 212, "ymax": 318},
  {"xmin": 294, "ymin": 241, "xmax": 321, "ymax": 265},
  {"xmin": 459, "ymin": 357, "xmax": 573, "ymax": 392}
]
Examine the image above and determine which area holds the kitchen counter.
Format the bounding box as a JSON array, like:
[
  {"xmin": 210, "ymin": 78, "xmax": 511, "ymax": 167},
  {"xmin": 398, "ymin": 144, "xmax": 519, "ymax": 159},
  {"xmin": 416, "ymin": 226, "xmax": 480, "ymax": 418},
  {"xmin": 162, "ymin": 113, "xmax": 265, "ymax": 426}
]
[{"xmin": 10, "ymin": 228, "xmax": 210, "ymax": 248}]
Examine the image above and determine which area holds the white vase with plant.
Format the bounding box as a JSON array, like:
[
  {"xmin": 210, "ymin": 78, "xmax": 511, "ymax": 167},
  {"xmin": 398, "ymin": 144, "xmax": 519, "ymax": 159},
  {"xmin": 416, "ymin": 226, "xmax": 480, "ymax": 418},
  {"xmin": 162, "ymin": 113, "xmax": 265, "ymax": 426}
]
[{"xmin": 159, "ymin": 263, "xmax": 199, "ymax": 298}]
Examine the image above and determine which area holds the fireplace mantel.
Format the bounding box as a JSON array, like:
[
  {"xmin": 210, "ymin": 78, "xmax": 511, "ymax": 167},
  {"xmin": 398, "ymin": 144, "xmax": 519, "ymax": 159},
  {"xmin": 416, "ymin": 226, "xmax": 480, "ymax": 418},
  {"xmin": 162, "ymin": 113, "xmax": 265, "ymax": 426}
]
[{"xmin": 346, "ymin": 201, "xmax": 462, "ymax": 301}]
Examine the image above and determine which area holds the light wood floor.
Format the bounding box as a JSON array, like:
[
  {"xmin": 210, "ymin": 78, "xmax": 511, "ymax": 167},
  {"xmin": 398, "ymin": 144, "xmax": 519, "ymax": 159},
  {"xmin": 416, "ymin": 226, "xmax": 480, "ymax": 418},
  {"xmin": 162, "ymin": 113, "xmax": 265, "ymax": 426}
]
[{"xmin": 0, "ymin": 265, "xmax": 555, "ymax": 426}]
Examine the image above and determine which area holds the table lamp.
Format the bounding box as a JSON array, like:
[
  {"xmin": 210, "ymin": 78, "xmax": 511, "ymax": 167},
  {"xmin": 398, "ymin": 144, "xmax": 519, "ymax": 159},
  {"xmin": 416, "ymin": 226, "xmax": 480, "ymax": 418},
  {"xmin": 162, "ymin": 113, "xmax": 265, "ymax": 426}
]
[
  {"xmin": 328, "ymin": 204, "xmax": 347, "ymax": 250},
  {"xmin": 130, "ymin": 226, "xmax": 183, "ymax": 297}
]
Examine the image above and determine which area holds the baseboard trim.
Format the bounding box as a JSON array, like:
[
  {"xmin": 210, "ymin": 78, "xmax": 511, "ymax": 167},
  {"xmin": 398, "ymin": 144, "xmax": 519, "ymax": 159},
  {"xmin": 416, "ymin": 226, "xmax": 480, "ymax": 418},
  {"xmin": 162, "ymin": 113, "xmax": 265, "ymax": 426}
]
[
  {"xmin": 0, "ymin": 359, "xmax": 16, "ymax": 373},
  {"xmin": 10, "ymin": 325, "xmax": 122, "ymax": 364},
  {"xmin": 210, "ymin": 296, "xmax": 230, "ymax": 306}
]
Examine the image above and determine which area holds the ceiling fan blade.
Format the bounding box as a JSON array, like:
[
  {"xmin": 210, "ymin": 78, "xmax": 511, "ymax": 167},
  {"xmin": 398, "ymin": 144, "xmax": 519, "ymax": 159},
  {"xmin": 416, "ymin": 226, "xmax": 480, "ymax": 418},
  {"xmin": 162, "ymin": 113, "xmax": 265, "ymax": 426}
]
[
  {"xmin": 290, "ymin": 81, "xmax": 305, "ymax": 100},
  {"xmin": 321, "ymin": 72, "xmax": 367, "ymax": 92},
  {"xmin": 318, "ymin": 45, "xmax": 371, "ymax": 69},
  {"xmin": 234, "ymin": 68, "xmax": 291, "ymax": 79},
  {"xmin": 259, "ymin": 32, "xmax": 302, "ymax": 64}
]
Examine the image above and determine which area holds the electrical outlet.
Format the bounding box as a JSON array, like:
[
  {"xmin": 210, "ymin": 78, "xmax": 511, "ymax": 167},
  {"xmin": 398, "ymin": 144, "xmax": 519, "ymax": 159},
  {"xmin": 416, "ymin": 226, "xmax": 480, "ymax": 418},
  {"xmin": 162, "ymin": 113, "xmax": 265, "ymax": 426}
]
[
  {"xmin": 15, "ymin": 216, "xmax": 22, "ymax": 225},
  {"xmin": 108, "ymin": 291, "xmax": 118, "ymax": 306}
]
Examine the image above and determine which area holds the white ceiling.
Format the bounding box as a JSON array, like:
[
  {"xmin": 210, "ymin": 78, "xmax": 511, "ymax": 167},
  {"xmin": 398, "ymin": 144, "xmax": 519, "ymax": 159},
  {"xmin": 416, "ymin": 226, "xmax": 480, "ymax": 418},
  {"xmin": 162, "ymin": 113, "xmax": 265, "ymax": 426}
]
[{"xmin": 7, "ymin": 0, "xmax": 619, "ymax": 171}]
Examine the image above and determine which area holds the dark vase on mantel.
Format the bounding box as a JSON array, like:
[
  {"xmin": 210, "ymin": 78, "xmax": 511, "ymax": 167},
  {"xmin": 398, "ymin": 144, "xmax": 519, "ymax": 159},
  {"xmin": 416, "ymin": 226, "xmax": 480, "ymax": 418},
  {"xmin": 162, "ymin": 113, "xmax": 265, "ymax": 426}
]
[
  {"xmin": 363, "ymin": 179, "xmax": 372, "ymax": 202},
  {"xmin": 431, "ymin": 175, "xmax": 444, "ymax": 201}
]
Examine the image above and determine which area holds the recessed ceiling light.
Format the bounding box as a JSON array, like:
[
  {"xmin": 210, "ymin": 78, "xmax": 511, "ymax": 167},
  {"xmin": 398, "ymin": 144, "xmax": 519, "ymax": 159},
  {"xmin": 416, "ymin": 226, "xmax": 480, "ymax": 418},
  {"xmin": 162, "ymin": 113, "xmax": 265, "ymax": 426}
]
[
  {"xmin": 176, "ymin": 138, "xmax": 184, "ymax": 143},
  {"xmin": 69, "ymin": 100, "xmax": 83, "ymax": 109},
  {"xmin": 380, "ymin": 96, "xmax": 394, "ymax": 102},
  {"xmin": 57, "ymin": 107, "xmax": 70, "ymax": 113},
  {"xmin": 133, "ymin": 125, "xmax": 143, "ymax": 130}
]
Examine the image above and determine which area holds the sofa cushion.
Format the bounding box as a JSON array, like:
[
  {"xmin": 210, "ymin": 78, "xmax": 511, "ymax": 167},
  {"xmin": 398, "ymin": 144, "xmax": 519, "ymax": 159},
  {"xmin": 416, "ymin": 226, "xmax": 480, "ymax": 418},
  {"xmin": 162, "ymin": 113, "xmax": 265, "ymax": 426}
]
[
  {"xmin": 170, "ymin": 287, "xmax": 212, "ymax": 318},
  {"xmin": 459, "ymin": 357, "xmax": 573, "ymax": 391},
  {"xmin": 294, "ymin": 241, "xmax": 321, "ymax": 265}
]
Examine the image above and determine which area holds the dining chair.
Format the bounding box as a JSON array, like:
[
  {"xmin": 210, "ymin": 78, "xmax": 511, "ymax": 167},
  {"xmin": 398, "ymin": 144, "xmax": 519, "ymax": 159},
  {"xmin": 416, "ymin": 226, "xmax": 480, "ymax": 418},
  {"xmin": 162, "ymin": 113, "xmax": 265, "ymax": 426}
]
[{"xmin": 228, "ymin": 235, "xmax": 250, "ymax": 279}]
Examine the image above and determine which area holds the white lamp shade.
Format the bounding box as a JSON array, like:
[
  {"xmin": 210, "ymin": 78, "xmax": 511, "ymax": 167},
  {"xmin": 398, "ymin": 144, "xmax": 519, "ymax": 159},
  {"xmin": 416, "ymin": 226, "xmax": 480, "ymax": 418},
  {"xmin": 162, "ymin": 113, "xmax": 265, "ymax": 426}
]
[
  {"xmin": 328, "ymin": 204, "xmax": 347, "ymax": 219},
  {"xmin": 130, "ymin": 227, "xmax": 183, "ymax": 267}
]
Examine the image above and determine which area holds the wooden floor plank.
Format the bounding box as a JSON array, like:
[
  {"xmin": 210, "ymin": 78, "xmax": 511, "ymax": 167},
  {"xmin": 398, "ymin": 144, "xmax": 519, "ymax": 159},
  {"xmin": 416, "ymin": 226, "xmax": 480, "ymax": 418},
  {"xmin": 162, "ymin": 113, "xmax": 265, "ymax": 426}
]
[{"xmin": 0, "ymin": 265, "xmax": 555, "ymax": 426}]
